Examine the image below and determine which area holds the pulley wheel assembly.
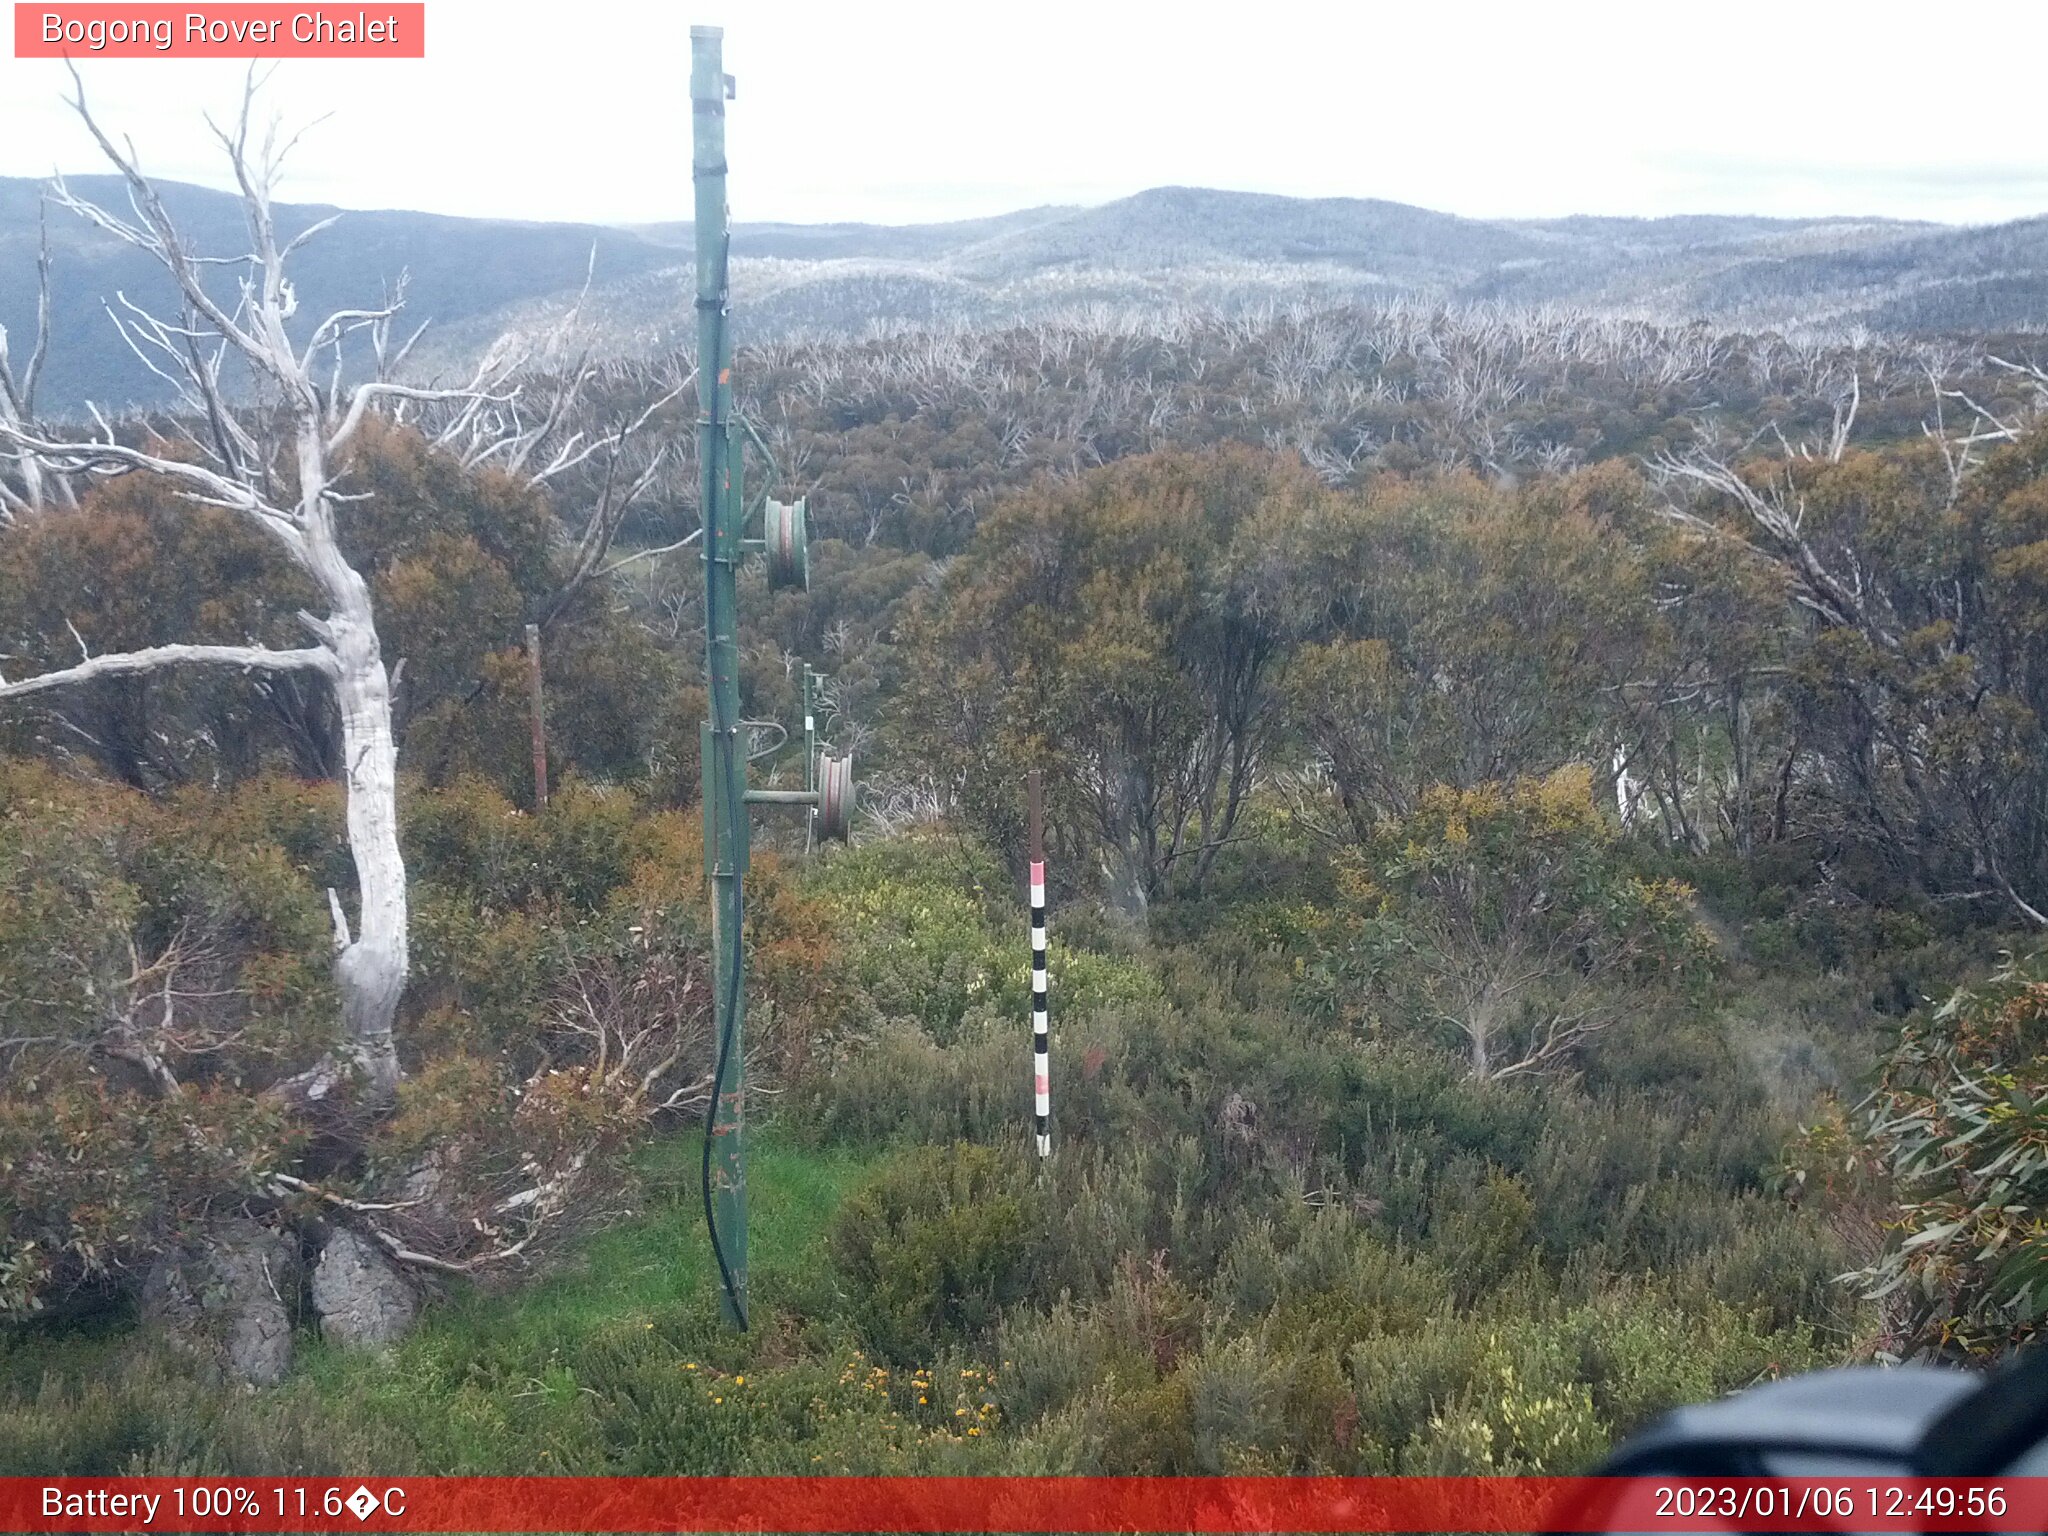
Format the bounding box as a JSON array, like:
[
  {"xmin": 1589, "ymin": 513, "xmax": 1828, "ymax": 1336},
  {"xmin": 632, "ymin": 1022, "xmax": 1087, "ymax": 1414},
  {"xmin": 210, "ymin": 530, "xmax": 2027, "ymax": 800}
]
[
  {"xmin": 764, "ymin": 497, "xmax": 809, "ymax": 591},
  {"xmin": 815, "ymin": 750, "xmax": 854, "ymax": 842}
]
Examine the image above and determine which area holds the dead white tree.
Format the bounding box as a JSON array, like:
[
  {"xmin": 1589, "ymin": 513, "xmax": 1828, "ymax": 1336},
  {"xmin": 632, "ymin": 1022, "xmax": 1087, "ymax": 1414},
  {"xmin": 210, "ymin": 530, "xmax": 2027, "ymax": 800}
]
[
  {"xmin": 1923, "ymin": 352, "xmax": 2048, "ymax": 498},
  {"xmin": 0, "ymin": 72, "xmax": 521, "ymax": 1102},
  {"xmin": 0, "ymin": 200, "xmax": 63, "ymax": 519},
  {"xmin": 1651, "ymin": 445, "xmax": 1882, "ymax": 639},
  {"xmin": 1653, "ymin": 435, "xmax": 2048, "ymax": 929},
  {"xmin": 400, "ymin": 332, "xmax": 694, "ymax": 624}
]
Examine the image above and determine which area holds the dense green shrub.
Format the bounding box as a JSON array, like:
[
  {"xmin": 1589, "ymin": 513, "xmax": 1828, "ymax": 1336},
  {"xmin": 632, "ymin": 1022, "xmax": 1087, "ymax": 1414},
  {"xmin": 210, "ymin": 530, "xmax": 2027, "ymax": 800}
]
[
  {"xmin": 1310, "ymin": 767, "xmax": 1715, "ymax": 1081},
  {"xmin": 1844, "ymin": 951, "xmax": 2048, "ymax": 1359},
  {"xmin": 0, "ymin": 764, "xmax": 329, "ymax": 1314},
  {"xmin": 804, "ymin": 831, "xmax": 1156, "ymax": 1043},
  {"xmin": 829, "ymin": 1144, "xmax": 1039, "ymax": 1361}
]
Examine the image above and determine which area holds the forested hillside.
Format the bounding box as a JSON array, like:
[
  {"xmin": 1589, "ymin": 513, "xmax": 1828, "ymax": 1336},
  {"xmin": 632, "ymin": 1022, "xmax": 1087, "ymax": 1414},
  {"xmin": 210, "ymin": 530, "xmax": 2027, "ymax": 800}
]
[
  {"xmin": 9, "ymin": 173, "xmax": 2048, "ymax": 412},
  {"xmin": 8, "ymin": 135, "xmax": 2048, "ymax": 1477},
  {"xmin": 436, "ymin": 191, "xmax": 2048, "ymax": 365}
]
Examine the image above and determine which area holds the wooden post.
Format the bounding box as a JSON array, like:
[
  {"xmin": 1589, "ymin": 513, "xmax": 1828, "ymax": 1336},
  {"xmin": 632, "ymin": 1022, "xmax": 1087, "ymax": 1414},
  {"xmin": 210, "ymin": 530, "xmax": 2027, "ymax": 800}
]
[{"xmin": 525, "ymin": 622, "xmax": 548, "ymax": 812}]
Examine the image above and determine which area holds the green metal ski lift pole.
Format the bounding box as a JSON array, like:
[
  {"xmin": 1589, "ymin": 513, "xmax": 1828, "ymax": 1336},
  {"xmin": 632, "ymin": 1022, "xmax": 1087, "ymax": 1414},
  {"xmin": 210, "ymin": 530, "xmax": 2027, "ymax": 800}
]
[
  {"xmin": 692, "ymin": 24, "xmax": 848, "ymax": 1330},
  {"xmin": 692, "ymin": 22, "xmax": 750, "ymax": 1331}
]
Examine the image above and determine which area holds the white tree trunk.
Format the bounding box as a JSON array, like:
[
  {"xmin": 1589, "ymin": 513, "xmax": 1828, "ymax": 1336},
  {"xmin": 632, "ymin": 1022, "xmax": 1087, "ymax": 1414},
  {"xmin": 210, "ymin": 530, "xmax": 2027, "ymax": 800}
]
[
  {"xmin": 331, "ymin": 611, "xmax": 406, "ymax": 1098},
  {"xmin": 299, "ymin": 412, "xmax": 407, "ymax": 1100}
]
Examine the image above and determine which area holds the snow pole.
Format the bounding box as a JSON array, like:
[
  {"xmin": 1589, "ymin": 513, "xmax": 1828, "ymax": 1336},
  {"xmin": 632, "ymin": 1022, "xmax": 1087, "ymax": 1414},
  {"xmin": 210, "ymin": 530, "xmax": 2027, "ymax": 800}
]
[{"xmin": 1028, "ymin": 769, "xmax": 1050, "ymax": 1158}]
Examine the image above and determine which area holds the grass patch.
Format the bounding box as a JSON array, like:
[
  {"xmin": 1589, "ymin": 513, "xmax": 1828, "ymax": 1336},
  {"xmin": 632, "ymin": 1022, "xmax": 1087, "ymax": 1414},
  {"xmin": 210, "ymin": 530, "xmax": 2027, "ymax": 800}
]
[
  {"xmin": 331, "ymin": 1129, "xmax": 872, "ymax": 1365},
  {"xmin": 0, "ymin": 1129, "xmax": 887, "ymax": 1475}
]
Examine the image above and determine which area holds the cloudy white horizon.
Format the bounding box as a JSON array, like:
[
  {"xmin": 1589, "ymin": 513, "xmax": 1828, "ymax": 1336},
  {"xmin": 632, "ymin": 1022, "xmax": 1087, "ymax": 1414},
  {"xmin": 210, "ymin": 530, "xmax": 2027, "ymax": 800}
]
[{"xmin": 1, "ymin": 0, "xmax": 2043, "ymax": 230}]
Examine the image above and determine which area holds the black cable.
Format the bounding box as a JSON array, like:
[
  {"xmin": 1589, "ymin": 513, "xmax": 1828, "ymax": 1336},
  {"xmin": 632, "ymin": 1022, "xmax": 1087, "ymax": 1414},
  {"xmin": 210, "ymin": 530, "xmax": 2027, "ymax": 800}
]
[
  {"xmin": 700, "ymin": 875, "xmax": 748, "ymax": 1331},
  {"xmin": 698, "ymin": 224, "xmax": 749, "ymax": 1331}
]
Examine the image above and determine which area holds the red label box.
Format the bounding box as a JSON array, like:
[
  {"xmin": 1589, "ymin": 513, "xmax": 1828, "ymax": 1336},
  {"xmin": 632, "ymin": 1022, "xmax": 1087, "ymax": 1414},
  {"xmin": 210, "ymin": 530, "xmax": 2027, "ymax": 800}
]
[
  {"xmin": 13, "ymin": 4, "xmax": 425, "ymax": 57},
  {"xmin": 5, "ymin": 1476, "xmax": 2048, "ymax": 1534}
]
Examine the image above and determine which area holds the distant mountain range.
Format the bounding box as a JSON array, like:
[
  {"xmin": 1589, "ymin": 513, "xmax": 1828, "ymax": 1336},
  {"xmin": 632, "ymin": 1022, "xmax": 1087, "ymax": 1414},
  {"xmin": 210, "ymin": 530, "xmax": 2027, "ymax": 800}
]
[
  {"xmin": 0, "ymin": 175, "xmax": 676, "ymax": 411},
  {"xmin": 3, "ymin": 178, "xmax": 2044, "ymax": 411}
]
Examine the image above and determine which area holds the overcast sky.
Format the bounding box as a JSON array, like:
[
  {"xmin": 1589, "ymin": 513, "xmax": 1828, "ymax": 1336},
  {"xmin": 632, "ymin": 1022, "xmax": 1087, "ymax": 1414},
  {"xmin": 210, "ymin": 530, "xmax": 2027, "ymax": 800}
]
[{"xmin": 2, "ymin": 0, "xmax": 2044, "ymax": 228}]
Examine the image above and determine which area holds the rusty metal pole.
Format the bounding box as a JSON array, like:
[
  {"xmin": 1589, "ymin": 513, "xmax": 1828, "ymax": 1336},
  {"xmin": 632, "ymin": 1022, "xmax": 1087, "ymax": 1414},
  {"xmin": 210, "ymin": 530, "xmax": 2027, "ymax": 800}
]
[{"xmin": 524, "ymin": 622, "xmax": 548, "ymax": 812}]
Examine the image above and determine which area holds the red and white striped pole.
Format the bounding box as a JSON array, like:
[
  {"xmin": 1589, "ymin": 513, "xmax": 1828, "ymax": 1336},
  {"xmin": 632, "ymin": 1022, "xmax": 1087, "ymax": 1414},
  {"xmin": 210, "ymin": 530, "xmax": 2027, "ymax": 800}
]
[{"xmin": 1028, "ymin": 769, "xmax": 1050, "ymax": 1158}]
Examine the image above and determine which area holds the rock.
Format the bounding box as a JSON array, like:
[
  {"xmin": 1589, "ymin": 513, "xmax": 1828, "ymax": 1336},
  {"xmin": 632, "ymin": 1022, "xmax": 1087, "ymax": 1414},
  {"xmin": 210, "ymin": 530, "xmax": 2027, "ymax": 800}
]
[
  {"xmin": 396, "ymin": 1151, "xmax": 447, "ymax": 1208},
  {"xmin": 310, "ymin": 1226, "xmax": 417, "ymax": 1350},
  {"xmin": 140, "ymin": 1217, "xmax": 298, "ymax": 1386},
  {"xmin": 391, "ymin": 1149, "xmax": 466, "ymax": 1250}
]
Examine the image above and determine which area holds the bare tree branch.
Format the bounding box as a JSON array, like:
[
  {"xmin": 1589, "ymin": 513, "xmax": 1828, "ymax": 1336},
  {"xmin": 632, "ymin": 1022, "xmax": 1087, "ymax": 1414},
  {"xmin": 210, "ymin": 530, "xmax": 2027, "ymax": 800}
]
[
  {"xmin": 0, "ymin": 642, "xmax": 336, "ymax": 697},
  {"xmin": 0, "ymin": 199, "xmax": 58, "ymax": 516}
]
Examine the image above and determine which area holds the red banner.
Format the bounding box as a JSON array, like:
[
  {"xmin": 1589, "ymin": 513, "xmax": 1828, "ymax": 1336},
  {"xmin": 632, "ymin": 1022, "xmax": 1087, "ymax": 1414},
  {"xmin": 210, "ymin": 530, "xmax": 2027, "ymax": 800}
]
[
  {"xmin": 13, "ymin": 5, "xmax": 425, "ymax": 58},
  {"xmin": 2, "ymin": 1476, "xmax": 2046, "ymax": 1533}
]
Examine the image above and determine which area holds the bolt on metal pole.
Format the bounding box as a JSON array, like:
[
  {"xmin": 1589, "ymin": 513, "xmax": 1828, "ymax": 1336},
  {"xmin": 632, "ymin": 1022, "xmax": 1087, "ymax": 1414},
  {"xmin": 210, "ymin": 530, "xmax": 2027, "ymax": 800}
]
[
  {"xmin": 692, "ymin": 22, "xmax": 748, "ymax": 1330},
  {"xmin": 803, "ymin": 669, "xmax": 817, "ymax": 795}
]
